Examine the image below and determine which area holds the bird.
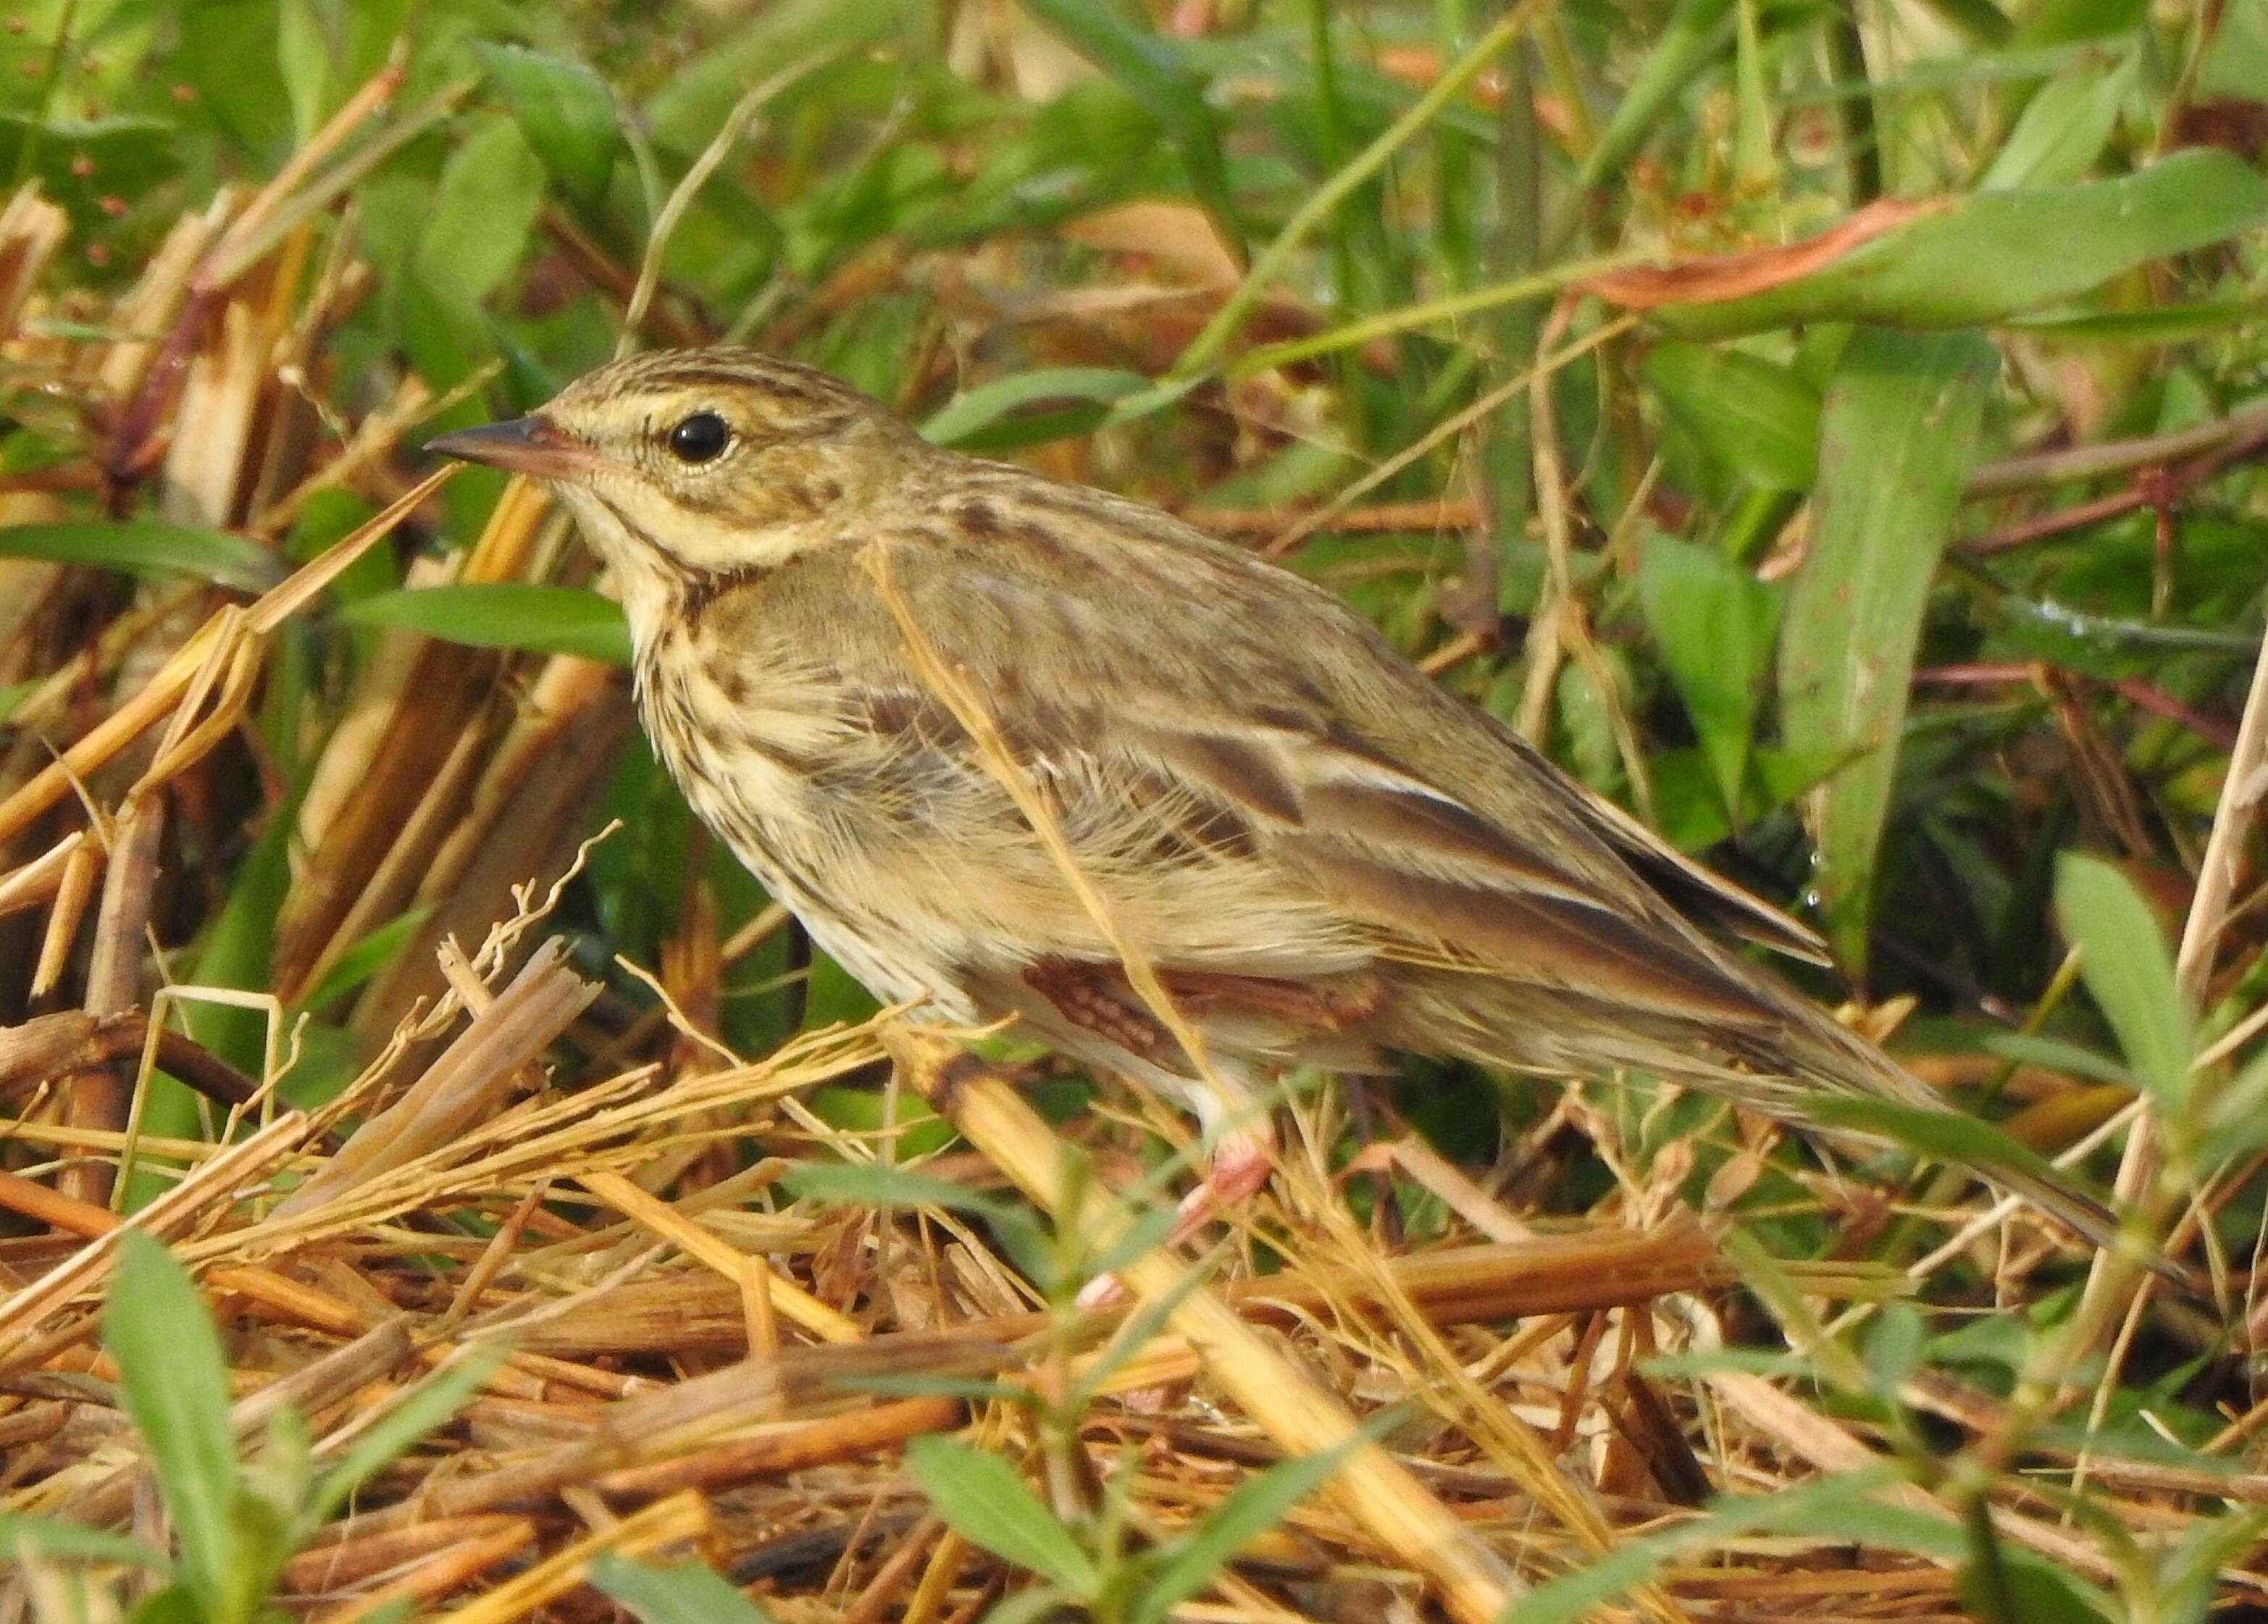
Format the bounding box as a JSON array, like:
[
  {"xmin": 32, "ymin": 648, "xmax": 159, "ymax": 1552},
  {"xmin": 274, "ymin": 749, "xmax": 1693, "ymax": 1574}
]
[{"xmin": 427, "ymin": 346, "xmax": 2137, "ymax": 1278}]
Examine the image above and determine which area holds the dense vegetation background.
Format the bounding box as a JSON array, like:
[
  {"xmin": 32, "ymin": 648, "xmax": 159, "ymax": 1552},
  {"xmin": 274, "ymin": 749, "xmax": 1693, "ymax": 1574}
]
[{"xmin": 0, "ymin": 0, "xmax": 2266, "ymax": 1618}]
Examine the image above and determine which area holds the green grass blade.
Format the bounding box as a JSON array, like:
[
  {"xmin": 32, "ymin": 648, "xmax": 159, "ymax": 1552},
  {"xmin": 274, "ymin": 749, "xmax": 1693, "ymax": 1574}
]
[
  {"xmin": 0, "ymin": 519, "xmax": 282, "ymax": 591},
  {"xmin": 1128, "ymin": 1420, "xmax": 1384, "ymax": 1624},
  {"xmin": 306, "ymin": 1341, "xmax": 507, "ymax": 1528},
  {"xmin": 905, "ymin": 1435, "xmax": 1102, "ymax": 1598},
  {"xmin": 2054, "ymin": 853, "xmax": 2193, "ymax": 1109},
  {"xmin": 920, "ymin": 367, "xmax": 1150, "ymax": 451},
  {"xmin": 104, "ymin": 1233, "xmax": 242, "ymax": 1620},
  {"xmin": 0, "ymin": 1512, "xmax": 172, "ymax": 1569},
  {"xmin": 1019, "ymin": 0, "xmax": 1242, "ymax": 258},
  {"xmin": 1778, "ymin": 327, "xmax": 1996, "ymax": 970},
  {"xmin": 338, "ymin": 584, "xmax": 632, "ymax": 666},
  {"xmin": 1173, "ymin": 1, "xmax": 1539, "ymax": 377},
  {"xmin": 589, "ymin": 1554, "xmax": 780, "ymax": 1624}
]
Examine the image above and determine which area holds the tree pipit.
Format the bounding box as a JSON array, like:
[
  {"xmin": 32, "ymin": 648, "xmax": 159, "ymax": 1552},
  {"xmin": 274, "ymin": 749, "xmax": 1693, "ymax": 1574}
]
[{"xmin": 432, "ymin": 347, "xmax": 2144, "ymax": 1284}]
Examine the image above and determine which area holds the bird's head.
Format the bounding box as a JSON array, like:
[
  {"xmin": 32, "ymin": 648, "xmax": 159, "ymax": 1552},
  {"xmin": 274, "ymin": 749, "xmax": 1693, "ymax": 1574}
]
[{"xmin": 427, "ymin": 347, "xmax": 926, "ymax": 601}]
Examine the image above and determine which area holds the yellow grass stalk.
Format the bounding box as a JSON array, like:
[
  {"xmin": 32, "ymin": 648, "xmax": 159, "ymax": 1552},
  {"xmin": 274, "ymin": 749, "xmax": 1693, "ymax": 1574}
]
[
  {"xmin": 426, "ymin": 1488, "xmax": 712, "ymax": 1624},
  {"xmin": 0, "ymin": 466, "xmax": 456, "ymax": 847},
  {"xmin": 577, "ymin": 1164, "xmax": 862, "ymax": 1346}
]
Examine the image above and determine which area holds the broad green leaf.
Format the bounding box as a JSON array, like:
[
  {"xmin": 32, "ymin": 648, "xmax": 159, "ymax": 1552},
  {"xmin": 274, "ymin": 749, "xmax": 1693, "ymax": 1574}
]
[
  {"xmin": 2017, "ymin": 0, "xmax": 2144, "ymax": 44},
  {"xmin": 2151, "ymin": 1508, "xmax": 2268, "ymax": 1624},
  {"xmin": 1958, "ymin": 1502, "xmax": 2120, "ymax": 1624},
  {"xmin": 921, "ymin": 367, "xmax": 1152, "ymax": 452},
  {"xmin": 1978, "ymin": 55, "xmax": 2133, "ymax": 190},
  {"xmin": 590, "ymin": 1556, "xmax": 779, "ymax": 1624},
  {"xmin": 1649, "ymin": 743, "xmax": 1849, "ymax": 853},
  {"xmin": 1638, "ymin": 532, "xmax": 1782, "ymax": 811},
  {"xmin": 276, "ymin": 0, "xmax": 330, "ymax": 146},
  {"xmin": 0, "ymin": 520, "xmax": 280, "ymax": 592},
  {"xmin": 0, "ymin": 116, "xmax": 182, "ymax": 224},
  {"xmin": 977, "ymin": 1590, "xmax": 1079, "ymax": 1624},
  {"xmin": 2198, "ymin": 0, "xmax": 2268, "ymax": 97},
  {"xmin": 338, "ymin": 585, "xmax": 632, "ymax": 666},
  {"xmin": 1918, "ymin": 0, "xmax": 2014, "ymax": 43},
  {"xmin": 216, "ymin": 1484, "xmax": 294, "ymax": 1624},
  {"xmin": 1778, "ymin": 327, "xmax": 1996, "ymax": 970},
  {"xmin": 414, "ymin": 116, "xmax": 546, "ymax": 305},
  {"xmin": 904, "ymin": 1436, "xmax": 1102, "ymax": 1598},
  {"xmin": 1865, "ymin": 1302, "xmax": 1925, "ymax": 1397},
  {"xmin": 474, "ymin": 44, "xmax": 621, "ymax": 207},
  {"xmin": 177, "ymin": 1, "xmax": 292, "ymax": 159},
  {"xmin": 247, "ymin": 1408, "xmax": 313, "ymax": 1541},
  {"xmin": 806, "ymin": 1083, "xmax": 956, "ymax": 1158},
  {"xmin": 2054, "ymin": 853, "xmax": 2191, "ymax": 1108},
  {"xmin": 1641, "ymin": 343, "xmax": 1820, "ymax": 490},
  {"xmin": 125, "ymin": 1584, "xmax": 206, "ymax": 1624},
  {"xmin": 2200, "ymin": 1046, "xmax": 2268, "ymax": 1163},
  {"xmin": 1650, "ymin": 153, "xmax": 2268, "ymax": 337},
  {"xmin": 105, "ymin": 1234, "xmax": 241, "ymax": 1621},
  {"xmin": 306, "ymin": 1342, "xmax": 506, "ymax": 1528}
]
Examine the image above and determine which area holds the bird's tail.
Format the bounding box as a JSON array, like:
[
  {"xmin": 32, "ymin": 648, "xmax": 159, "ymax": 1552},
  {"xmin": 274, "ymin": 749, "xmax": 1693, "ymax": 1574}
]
[
  {"xmin": 1415, "ymin": 967, "xmax": 2198, "ymax": 1292},
  {"xmin": 1958, "ymin": 1152, "xmax": 2206, "ymax": 1296},
  {"xmin": 1778, "ymin": 1003, "xmax": 2203, "ymax": 1294}
]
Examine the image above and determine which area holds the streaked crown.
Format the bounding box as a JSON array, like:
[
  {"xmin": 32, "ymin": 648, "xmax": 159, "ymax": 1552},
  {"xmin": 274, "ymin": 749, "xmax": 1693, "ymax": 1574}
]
[{"xmin": 429, "ymin": 347, "xmax": 930, "ymax": 598}]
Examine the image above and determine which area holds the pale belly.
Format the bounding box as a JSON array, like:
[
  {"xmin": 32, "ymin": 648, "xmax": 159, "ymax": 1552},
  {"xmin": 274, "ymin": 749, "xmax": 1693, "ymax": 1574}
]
[
  {"xmin": 638, "ymin": 701, "xmax": 977, "ymax": 1027},
  {"xmin": 672, "ymin": 756, "xmax": 976, "ymax": 1017},
  {"xmin": 630, "ymin": 640, "xmax": 1358, "ymax": 1073}
]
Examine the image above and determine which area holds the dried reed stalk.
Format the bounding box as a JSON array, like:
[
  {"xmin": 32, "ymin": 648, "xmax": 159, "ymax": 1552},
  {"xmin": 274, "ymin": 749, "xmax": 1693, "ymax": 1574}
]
[
  {"xmin": 882, "ymin": 1024, "xmax": 1521, "ymax": 1624},
  {"xmin": 274, "ymin": 940, "xmax": 602, "ymax": 1218}
]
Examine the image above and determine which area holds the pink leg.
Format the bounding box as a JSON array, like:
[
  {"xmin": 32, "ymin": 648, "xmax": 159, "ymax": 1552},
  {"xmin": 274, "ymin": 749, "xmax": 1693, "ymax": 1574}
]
[
  {"xmin": 1076, "ymin": 1128, "xmax": 1276, "ymax": 1310},
  {"xmin": 1166, "ymin": 1129, "xmax": 1274, "ymax": 1247}
]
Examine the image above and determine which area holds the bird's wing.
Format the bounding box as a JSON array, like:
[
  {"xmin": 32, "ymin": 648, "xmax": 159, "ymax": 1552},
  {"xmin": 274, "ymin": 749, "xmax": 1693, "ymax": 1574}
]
[
  {"xmin": 1124, "ymin": 715, "xmax": 1782, "ymax": 1028},
  {"xmin": 1531, "ymin": 778, "xmax": 1830, "ymax": 965},
  {"xmin": 835, "ymin": 524, "xmax": 1809, "ymax": 1031}
]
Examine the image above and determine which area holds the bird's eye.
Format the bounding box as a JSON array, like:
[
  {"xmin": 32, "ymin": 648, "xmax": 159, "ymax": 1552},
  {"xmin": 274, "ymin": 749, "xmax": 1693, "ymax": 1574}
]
[{"xmin": 666, "ymin": 411, "xmax": 731, "ymax": 464}]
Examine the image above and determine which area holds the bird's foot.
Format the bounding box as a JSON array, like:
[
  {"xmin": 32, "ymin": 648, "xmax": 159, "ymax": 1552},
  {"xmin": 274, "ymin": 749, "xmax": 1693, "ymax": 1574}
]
[
  {"xmin": 1074, "ymin": 1130, "xmax": 1275, "ymax": 1312},
  {"xmin": 1167, "ymin": 1129, "xmax": 1274, "ymax": 1248}
]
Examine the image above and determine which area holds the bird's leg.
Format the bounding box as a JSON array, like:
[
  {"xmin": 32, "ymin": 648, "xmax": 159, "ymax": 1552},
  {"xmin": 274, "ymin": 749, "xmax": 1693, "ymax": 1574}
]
[
  {"xmin": 1167, "ymin": 1119, "xmax": 1275, "ymax": 1247},
  {"xmin": 1074, "ymin": 1096, "xmax": 1276, "ymax": 1312},
  {"xmin": 1019, "ymin": 958, "xmax": 1298, "ymax": 1307}
]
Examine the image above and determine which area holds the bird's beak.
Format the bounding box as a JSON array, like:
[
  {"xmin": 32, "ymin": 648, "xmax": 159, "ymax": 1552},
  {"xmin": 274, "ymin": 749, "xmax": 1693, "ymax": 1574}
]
[{"xmin": 425, "ymin": 416, "xmax": 601, "ymax": 481}]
